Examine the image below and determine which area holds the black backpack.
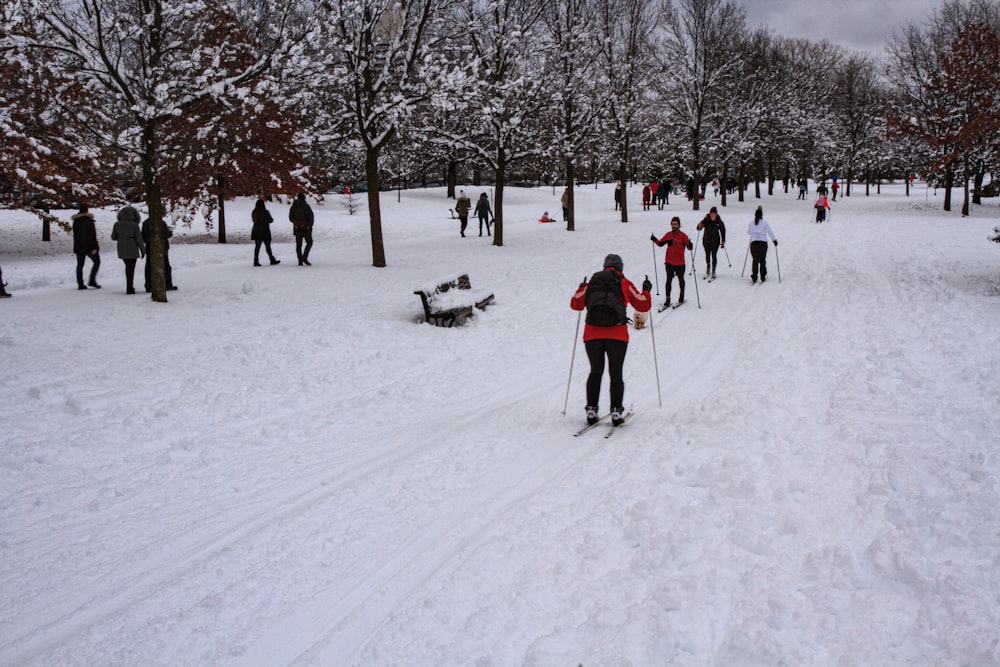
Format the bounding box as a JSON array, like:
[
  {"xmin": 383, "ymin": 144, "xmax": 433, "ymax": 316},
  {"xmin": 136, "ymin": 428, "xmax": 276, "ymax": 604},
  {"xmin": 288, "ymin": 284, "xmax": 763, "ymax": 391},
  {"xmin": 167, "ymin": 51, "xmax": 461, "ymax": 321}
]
[{"xmin": 585, "ymin": 269, "xmax": 627, "ymax": 326}]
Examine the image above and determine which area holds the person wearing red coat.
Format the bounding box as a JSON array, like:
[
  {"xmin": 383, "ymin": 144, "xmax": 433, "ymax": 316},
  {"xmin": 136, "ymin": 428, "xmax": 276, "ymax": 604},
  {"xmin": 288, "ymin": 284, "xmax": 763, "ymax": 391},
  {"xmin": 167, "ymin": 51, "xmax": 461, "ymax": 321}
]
[
  {"xmin": 570, "ymin": 254, "xmax": 651, "ymax": 425},
  {"xmin": 651, "ymin": 216, "xmax": 693, "ymax": 308}
]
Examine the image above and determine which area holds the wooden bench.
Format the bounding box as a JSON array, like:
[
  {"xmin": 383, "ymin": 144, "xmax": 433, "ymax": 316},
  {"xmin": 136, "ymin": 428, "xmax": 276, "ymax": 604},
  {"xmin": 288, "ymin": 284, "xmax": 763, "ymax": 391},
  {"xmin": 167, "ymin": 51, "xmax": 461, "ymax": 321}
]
[{"xmin": 414, "ymin": 274, "xmax": 494, "ymax": 327}]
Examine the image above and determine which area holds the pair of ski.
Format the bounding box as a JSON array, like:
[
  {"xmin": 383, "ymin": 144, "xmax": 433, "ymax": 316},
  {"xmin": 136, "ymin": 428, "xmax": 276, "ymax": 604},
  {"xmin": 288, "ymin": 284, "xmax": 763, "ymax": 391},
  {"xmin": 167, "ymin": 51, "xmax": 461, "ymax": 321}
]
[
  {"xmin": 656, "ymin": 301, "xmax": 685, "ymax": 313},
  {"xmin": 573, "ymin": 411, "xmax": 634, "ymax": 438}
]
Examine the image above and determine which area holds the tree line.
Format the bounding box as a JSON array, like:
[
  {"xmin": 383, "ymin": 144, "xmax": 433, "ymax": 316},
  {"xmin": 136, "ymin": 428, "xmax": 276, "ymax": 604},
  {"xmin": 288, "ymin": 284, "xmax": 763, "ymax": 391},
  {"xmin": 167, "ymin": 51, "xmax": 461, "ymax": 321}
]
[{"xmin": 1, "ymin": 0, "xmax": 998, "ymax": 297}]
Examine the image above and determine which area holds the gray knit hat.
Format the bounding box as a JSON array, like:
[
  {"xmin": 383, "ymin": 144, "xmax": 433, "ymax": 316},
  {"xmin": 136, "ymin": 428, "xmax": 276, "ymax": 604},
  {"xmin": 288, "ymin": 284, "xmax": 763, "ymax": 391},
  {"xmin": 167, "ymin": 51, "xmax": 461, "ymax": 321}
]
[{"xmin": 603, "ymin": 253, "xmax": 623, "ymax": 272}]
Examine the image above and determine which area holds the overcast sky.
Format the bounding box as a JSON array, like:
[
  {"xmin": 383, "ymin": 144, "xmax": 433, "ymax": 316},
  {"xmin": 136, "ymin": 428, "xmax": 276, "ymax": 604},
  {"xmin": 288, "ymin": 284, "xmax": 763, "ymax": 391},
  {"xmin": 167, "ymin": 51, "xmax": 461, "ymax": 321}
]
[{"xmin": 739, "ymin": 0, "xmax": 943, "ymax": 56}]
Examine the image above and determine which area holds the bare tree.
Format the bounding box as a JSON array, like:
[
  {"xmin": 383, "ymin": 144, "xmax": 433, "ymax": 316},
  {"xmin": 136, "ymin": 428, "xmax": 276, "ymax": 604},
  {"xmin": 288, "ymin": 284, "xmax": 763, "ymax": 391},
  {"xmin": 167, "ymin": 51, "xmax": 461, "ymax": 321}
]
[
  {"xmin": 6, "ymin": 0, "xmax": 307, "ymax": 301},
  {"xmin": 659, "ymin": 0, "xmax": 746, "ymax": 212}
]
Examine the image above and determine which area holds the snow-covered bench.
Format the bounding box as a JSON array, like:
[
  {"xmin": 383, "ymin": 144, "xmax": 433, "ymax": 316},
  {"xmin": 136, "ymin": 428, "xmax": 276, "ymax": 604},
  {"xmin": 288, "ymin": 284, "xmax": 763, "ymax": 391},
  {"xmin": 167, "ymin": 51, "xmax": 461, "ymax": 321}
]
[{"xmin": 414, "ymin": 274, "xmax": 494, "ymax": 327}]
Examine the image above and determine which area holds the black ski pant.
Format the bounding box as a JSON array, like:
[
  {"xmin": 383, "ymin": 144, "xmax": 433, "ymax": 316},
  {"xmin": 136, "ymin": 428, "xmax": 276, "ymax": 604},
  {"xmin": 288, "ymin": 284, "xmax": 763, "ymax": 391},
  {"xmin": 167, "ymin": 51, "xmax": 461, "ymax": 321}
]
[
  {"xmin": 665, "ymin": 263, "xmax": 686, "ymax": 302},
  {"xmin": 76, "ymin": 252, "xmax": 100, "ymax": 286},
  {"xmin": 295, "ymin": 229, "xmax": 313, "ymax": 262},
  {"xmin": 585, "ymin": 338, "xmax": 628, "ymax": 410},
  {"xmin": 703, "ymin": 241, "xmax": 720, "ymax": 273},
  {"xmin": 254, "ymin": 240, "xmax": 276, "ymax": 263},
  {"xmin": 123, "ymin": 258, "xmax": 138, "ymax": 292},
  {"xmin": 750, "ymin": 240, "xmax": 768, "ymax": 281}
]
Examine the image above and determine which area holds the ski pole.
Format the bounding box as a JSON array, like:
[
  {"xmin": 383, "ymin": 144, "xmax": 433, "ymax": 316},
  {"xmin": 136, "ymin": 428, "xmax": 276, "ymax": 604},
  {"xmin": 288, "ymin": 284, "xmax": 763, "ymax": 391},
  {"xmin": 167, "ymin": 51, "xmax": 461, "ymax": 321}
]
[
  {"xmin": 774, "ymin": 244, "xmax": 782, "ymax": 283},
  {"xmin": 689, "ymin": 228, "xmax": 700, "ymax": 275},
  {"xmin": 723, "ymin": 243, "xmax": 731, "ymax": 267},
  {"xmin": 689, "ymin": 247, "xmax": 701, "ymax": 308},
  {"xmin": 562, "ymin": 280, "xmax": 585, "ymax": 416},
  {"xmin": 646, "ymin": 279, "xmax": 663, "ymax": 409},
  {"xmin": 651, "ymin": 242, "xmax": 660, "ymax": 295},
  {"xmin": 741, "ymin": 241, "xmax": 750, "ymax": 277}
]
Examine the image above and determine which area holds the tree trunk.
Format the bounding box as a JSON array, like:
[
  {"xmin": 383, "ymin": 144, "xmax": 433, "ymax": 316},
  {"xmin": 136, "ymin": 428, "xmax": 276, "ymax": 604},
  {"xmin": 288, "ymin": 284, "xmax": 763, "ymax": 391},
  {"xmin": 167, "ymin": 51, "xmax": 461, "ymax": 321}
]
[
  {"xmin": 943, "ymin": 163, "xmax": 954, "ymax": 212},
  {"xmin": 565, "ymin": 158, "xmax": 575, "ymax": 232},
  {"xmin": 216, "ymin": 174, "xmax": 227, "ymax": 243},
  {"xmin": 972, "ymin": 162, "xmax": 984, "ymax": 205},
  {"xmin": 961, "ymin": 153, "xmax": 970, "ymax": 217},
  {"xmin": 493, "ymin": 154, "xmax": 506, "ymax": 247},
  {"xmin": 365, "ymin": 147, "xmax": 386, "ymax": 267},
  {"xmin": 142, "ymin": 123, "xmax": 168, "ymax": 303},
  {"xmin": 446, "ymin": 159, "xmax": 458, "ymax": 199},
  {"xmin": 720, "ymin": 161, "xmax": 729, "ymax": 207},
  {"xmin": 618, "ymin": 161, "xmax": 628, "ymax": 223}
]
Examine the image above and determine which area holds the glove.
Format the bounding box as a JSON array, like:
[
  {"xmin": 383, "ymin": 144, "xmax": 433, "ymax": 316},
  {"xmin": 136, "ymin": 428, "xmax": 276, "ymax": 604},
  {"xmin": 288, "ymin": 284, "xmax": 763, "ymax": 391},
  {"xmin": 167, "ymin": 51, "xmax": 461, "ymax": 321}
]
[
  {"xmin": 686, "ymin": 241, "xmax": 693, "ymax": 250},
  {"xmin": 773, "ymin": 239, "xmax": 778, "ymax": 246},
  {"xmin": 642, "ymin": 278, "xmax": 652, "ymax": 292},
  {"xmin": 650, "ymin": 234, "xmax": 657, "ymax": 243}
]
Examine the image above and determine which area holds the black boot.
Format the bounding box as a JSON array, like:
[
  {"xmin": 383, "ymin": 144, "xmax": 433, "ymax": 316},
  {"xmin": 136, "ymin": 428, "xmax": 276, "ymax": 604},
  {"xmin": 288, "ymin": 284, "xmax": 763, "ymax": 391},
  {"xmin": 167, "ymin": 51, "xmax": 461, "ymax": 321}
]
[{"xmin": 269, "ymin": 256, "xmax": 280, "ymax": 265}]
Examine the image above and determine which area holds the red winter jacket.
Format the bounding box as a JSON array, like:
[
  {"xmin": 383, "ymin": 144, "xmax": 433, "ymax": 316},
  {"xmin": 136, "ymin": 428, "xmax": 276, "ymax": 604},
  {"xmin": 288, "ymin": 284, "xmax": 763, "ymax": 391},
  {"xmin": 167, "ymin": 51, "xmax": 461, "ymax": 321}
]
[
  {"xmin": 653, "ymin": 230, "xmax": 692, "ymax": 266},
  {"xmin": 570, "ymin": 269, "xmax": 651, "ymax": 343}
]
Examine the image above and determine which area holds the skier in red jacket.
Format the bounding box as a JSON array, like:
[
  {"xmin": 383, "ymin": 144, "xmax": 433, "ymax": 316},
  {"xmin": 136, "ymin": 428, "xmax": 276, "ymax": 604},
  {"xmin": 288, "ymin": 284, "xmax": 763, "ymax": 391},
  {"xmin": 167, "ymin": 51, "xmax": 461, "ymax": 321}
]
[
  {"xmin": 570, "ymin": 254, "xmax": 651, "ymax": 426},
  {"xmin": 651, "ymin": 216, "xmax": 693, "ymax": 308}
]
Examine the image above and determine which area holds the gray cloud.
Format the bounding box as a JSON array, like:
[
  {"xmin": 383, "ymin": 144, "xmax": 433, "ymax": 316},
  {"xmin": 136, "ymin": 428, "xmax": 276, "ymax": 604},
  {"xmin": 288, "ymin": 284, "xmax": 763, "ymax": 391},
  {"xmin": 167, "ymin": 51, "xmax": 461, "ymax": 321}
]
[{"xmin": 739, "ymin": 0, "xmax": 942, "ymax": 55}]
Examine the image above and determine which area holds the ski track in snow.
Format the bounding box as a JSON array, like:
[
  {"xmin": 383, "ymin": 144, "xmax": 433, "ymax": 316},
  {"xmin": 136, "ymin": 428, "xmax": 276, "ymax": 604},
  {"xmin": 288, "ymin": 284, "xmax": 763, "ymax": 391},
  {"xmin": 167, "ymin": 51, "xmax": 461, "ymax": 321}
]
[{"xmin": 2, "ymin": 184, "xmax": 999, "ymax": 665}]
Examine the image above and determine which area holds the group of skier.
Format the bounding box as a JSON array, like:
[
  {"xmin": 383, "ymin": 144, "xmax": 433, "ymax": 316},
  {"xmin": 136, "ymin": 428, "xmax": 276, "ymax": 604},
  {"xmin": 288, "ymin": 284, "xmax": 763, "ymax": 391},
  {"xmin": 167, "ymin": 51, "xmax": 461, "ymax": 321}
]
[{"xmin": 570, "ymin": 204, "xmax": 779, "ymax": 430}]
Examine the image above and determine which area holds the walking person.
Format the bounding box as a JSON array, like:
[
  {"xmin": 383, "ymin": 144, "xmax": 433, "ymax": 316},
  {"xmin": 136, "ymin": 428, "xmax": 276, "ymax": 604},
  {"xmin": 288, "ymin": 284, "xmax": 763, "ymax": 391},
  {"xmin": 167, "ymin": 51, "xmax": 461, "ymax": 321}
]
[
  {"xmin": 455, "ymin": 190, "xmax": 471, "ymax": 237},
  {"xmin": 72, "ymin": 204, "xmax": 101, "ymax": 290},
  {"xmin": 142, "ymin": 215, "xmax": 176, "ymax": 291},
  {"xmin": 797, "ymin": 178, "xmax": 808, "ymax": 200},
  {"xmin": 474, "ymin": 193, "xmax": 492, "ymax": 237},
  {"xmin": 251, "ymin": 199, "xmax": 281, "ymax": 265},
  {"xmin": 561, "ymin": 187, "xmax": 570, "ymax": 222},
  {"xmin": 642, "ymin": 183, "xmax": 652, "ymax": 211},
  {"xmin": 111, "ymin": 204, "xmax": 146, "ymax": 294},
  {"xmin": 658, "ymin": 179, "xmax": 670, "ymax": 208},
  {"xmin": 651, "ymin": 216, "xmax": 693, "ymax": 308},
  {"xmin": 614, "ymin": 183, "xmax": 622, "ymax": 211},
  {"xmin": 814, "ymin": 193, "xmax": 831, "ymax": 222},
  {"xmin": 569, "ymin": 254, "xmax": 652, "ymax": 426},
  {"xmin": 696, "ymin": 206, "xmax": 727, "ymax": 279},
  {"xmin": 831, "ymin": 180, "xmax": 840, "ymax": 201},
  {"xmin": 289, "ymin": 193, "xmax": 314, "ymax": 265},
  {"xmin": 747, "ymin": 205, "xmax": 777, "ymax": 284}
]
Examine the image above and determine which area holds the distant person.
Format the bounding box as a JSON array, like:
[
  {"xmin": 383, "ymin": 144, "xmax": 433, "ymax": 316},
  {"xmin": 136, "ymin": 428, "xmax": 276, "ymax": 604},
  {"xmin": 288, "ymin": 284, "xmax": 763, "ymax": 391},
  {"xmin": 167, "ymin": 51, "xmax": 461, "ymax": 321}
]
[
  {"xmin": 642, "ymin": 183, "xmax": 652, "ymax": 211},
  {"xmin": 251, "ymin": 199, "xmax": 281, "ymax": 265},
  {"xmin": 797, "ymin": 178, "xmax": 808, "ymax": 200},
  {"xmin": 614, "ymin": 183, "xmax": 622, "ymax": 211},
  {"xmin": 72, "ymin": 204, "xmax": 101, "ymax": 290},
  {"xmin": 651, "ymin": 216, "xmax": 693, "ymax": 308},
  {"xmin": 455, "ymin": 190, "xmax": 471, "ymax": 237},
  {"xmin": 696, "ymin": 206, "xmax": 726, "ymax": 279},
  {"xmin": 111, "ymin": 204, "xmax": 146, "ymax": 294},
  {"xmin": 815, "ymin": 194, "xmax": 831, "ymax": 222},
  {"xmin": 474, "ymin": 193, "xmax": 493, "ymax": 237},
  {"xmin": 831, "ymin": 180, "xmax": 840, "ymax": 201},
  {"xmin": 289, "ymin": 193, "xmax": 314, "ymax": 265},
  {"xmin": 142, "ymin": 215, "xmax": 176, "ymax": 291},
  {"xmin": 569, "ymin": 253, "xmax": 652, "ymax": 427},
  {"xmin": 816, "ymin": 181, "xmax": 828, "ymax": 196},
  {"xmin": 561, "ymin": 187, "xmax": 570, "ymax": 222},
  {"xmin": 658, "ymin": 179, "xmax": 670, "ymax": 208},
  {"xmin": 747, "ymin": 205, "xmax": 777, "ymax": 284}
]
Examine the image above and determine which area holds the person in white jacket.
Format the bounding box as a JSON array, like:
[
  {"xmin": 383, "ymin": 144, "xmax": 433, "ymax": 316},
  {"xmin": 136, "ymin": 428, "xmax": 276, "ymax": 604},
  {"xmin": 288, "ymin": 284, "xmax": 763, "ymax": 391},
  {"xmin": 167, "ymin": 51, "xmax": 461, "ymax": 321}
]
[{"xmin": 747, "ymin": 205, "xmax": 777, "ymax": 284}]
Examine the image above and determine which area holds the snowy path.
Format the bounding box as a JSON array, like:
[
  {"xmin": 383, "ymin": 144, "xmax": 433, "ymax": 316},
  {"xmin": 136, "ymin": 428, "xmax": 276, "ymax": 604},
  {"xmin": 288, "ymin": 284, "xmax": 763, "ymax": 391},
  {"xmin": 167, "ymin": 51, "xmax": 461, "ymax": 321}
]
[{"xmin": 2, "ymin": 185, "xmax": 999, "ymax": 664}]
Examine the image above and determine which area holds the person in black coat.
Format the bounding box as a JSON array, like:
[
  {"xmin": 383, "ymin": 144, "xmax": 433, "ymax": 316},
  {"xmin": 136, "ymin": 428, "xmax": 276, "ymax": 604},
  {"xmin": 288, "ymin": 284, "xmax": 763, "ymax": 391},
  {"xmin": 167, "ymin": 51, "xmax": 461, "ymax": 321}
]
[
  {"xmin": 72, "ymin": 204, "xmax": 101, "ymax": 289},
  {"xmin": 289, "ymin": 193, "xmax": 314, "ymax": 265},
  {"xmin": 142, "ymin": 216, "xmax": 176, "ymax": 291},
  {"xmin": 696, "ymin": 206, "xmax": 727, "ymax": 279},
  {"xmin": 251, "ymin": 199, "xmax": 280, "ymax": 265}
]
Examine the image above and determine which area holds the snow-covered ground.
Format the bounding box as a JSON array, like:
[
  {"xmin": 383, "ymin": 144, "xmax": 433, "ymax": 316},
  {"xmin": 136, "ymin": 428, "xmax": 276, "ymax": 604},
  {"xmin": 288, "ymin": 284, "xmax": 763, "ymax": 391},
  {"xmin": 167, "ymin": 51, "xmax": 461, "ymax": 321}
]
[{"xmin": 2, "ymin": 181, "xmax": 999, "ymax": 665}]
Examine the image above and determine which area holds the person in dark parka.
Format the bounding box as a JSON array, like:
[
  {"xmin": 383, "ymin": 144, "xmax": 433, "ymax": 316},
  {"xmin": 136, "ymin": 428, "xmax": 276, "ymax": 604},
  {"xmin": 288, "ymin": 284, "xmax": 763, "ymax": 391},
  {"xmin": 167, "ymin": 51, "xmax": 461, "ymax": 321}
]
[
  {"xmin": 111, "ymin": 205, "xmax": 146, "ymax": 294},
  {"xmin": 696, "ymin": 206, "xmax": 726, "ymax": 279},
  {"xmin": 72, "ymin": 204, "xmax": 101, "ymax": 289},
  {"xmin": 289, "ymin": 193, "xmax": 314, "ymax": 265},
  {"xmin": 251, "ymin": 199, "xmax": 281, "ymax": 266}
]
